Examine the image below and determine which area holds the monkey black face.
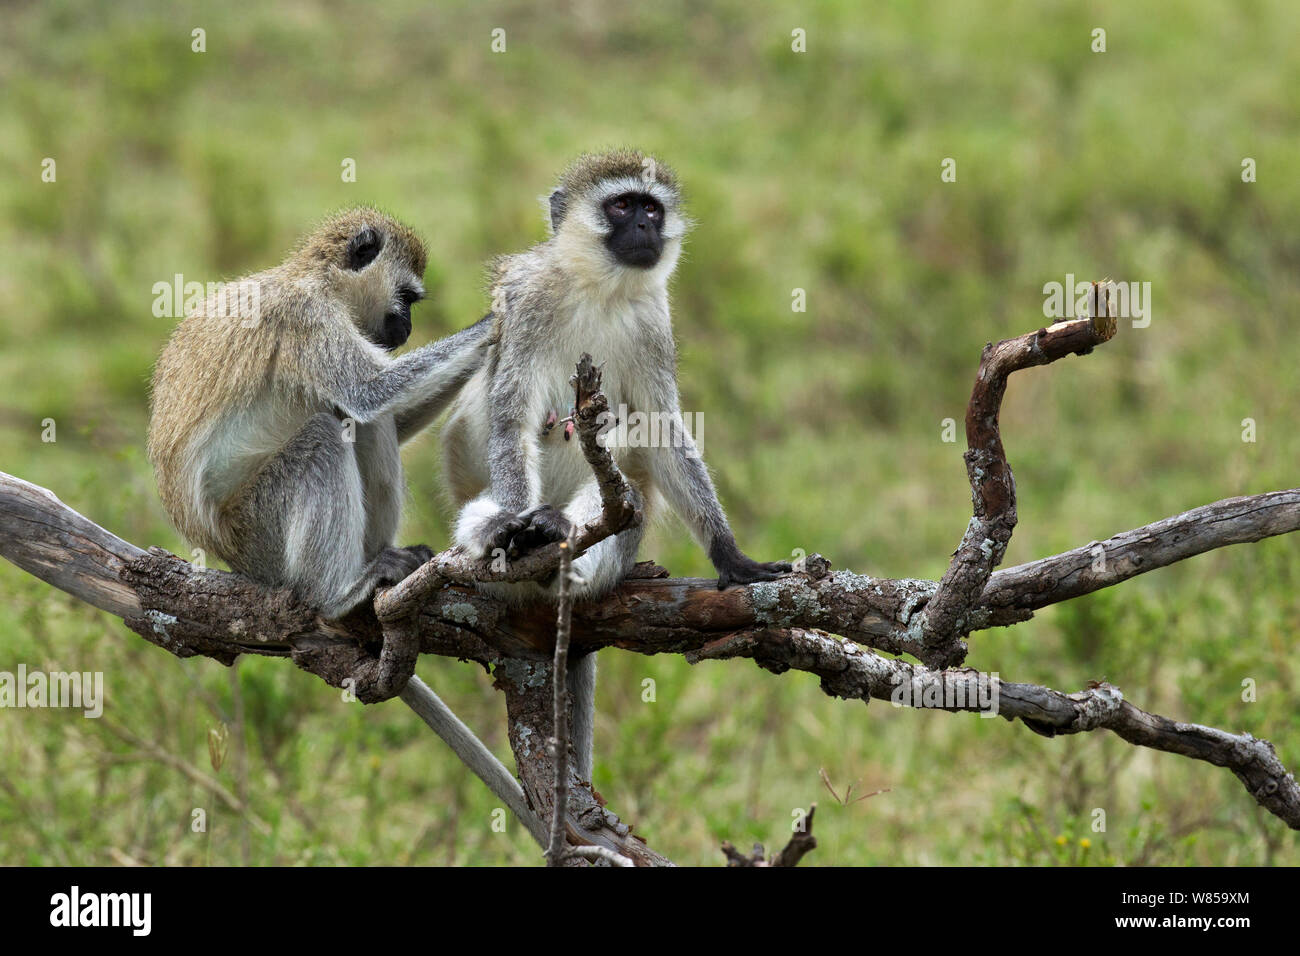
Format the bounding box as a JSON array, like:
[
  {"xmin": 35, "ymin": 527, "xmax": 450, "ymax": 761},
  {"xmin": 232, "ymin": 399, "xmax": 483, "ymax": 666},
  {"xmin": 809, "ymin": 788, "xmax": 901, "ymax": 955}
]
[
  {"xmin": 372, "ymin": 286, "xmax": 422, "ymax": 351},
  {"xmin": 603, "ymin": 192, "xmax": 664, "ymax": 268}
]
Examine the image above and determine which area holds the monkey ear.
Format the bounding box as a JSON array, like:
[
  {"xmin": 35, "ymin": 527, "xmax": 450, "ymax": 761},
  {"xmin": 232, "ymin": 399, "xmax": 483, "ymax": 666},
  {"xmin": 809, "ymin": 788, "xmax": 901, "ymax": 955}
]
[
  {"xmin": 548, "ymin": 189, "xmax": 567, "ymax": 233},
  {"xmin": 346, "ymin": 228, "xmax": 383, "ymax": 271}
]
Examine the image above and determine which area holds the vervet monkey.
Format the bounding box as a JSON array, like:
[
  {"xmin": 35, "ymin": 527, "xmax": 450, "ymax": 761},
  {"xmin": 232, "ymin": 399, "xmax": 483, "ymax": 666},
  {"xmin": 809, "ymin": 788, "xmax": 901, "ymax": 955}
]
[
  {"xmin": 441, "ymin": 151, "xmax": 790, "ymax": 776},
  {"xmin": 149, "ymin": 207, "xmax": 492, "ymax": 618}
]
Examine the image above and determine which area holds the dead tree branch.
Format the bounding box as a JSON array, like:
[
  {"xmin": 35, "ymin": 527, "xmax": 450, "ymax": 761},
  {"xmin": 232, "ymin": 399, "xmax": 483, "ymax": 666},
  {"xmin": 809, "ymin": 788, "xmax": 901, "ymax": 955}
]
[
  {"xmin": 496, "ymin": 655, "xmax": 672, "ymax": 865},
  {"xmin": 920, "ymin": 297, "xmax": 1119, "ymax": 667},
  {"xmin": 691, "ymin": 628, "xmax": 1300, "ymax": 829},
  {"xmin": 3, "ymin": 313, "xmax": 1299, "ymax": 858},
  {"xmin": 545, "ymin": 532, "xmax": 588, "ymax": 866},
  {"xmin": 721, "ymin": 804, "xmax": 818, "ymax": 867},
  {"xmin": 979, "ymin": 489, "xmax": 1300, "ymax": 612}
]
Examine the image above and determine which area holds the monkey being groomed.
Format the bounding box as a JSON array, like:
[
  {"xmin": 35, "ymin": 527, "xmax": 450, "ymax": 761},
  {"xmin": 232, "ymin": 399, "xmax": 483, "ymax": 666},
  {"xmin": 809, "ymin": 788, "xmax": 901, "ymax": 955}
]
[
  {"xmin": 441, "ymin": 150, "xmax": 791, "ymax": 777},
  {"xmin": 148, "ymin": 208, "xmax": 493, "ymax": 619}
]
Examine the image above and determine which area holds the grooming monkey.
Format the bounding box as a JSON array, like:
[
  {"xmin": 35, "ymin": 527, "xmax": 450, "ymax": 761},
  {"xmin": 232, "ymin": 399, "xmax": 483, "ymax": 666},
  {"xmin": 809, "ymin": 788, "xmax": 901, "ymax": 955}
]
[
  {"xmin": 441, "ymin": 150, "xmax": 791, "ymax": 776},
  {"xmin": 149, "ymin": 208, "xmax": 492, "ymax": 618}
]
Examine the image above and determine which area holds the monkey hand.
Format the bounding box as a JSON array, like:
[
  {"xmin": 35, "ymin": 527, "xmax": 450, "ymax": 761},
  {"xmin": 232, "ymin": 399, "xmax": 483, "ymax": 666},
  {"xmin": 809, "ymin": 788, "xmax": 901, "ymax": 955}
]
[
  {"xmin": 372, "ymin": 546, "xmax": 431, "ymax": 586},
  {"xmin": 404, "ymin": 544, "xmax": 435, "ymax": 565},
  {"xmin": 709, "ymin": 538, "xmax": 792, "ymax": 590},
  {"xmin": 505, "ymin": 504, "xmax": 574, "ymax": 558},
  {"xmin": 478, "ymin": 510, "xmax": 533, "ymax": 556},
  {"xmin": 475, "ymin": 506, "xmax": 573, "ymax": 559}
]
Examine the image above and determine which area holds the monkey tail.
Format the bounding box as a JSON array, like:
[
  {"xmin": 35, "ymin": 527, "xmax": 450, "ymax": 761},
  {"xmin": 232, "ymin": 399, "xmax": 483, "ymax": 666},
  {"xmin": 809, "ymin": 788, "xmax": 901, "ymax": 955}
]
[{"xmin": 567, "ymin": 653, "xmax": 597, "ymax": 781}]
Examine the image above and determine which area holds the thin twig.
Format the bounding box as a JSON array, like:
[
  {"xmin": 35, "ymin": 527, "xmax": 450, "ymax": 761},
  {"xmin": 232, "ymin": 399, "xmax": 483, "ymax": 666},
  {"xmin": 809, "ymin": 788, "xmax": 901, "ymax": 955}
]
[
  {"xmin": 546, "ymin": 530, "xmax": 577, "ymax": 866},
  {"xmin": 721, "ymin": 804, "xmax": 818, "ymax": 866},
  {"xmin": 565, "ymin": 845, "xmax": 635, "ymax": 867}
]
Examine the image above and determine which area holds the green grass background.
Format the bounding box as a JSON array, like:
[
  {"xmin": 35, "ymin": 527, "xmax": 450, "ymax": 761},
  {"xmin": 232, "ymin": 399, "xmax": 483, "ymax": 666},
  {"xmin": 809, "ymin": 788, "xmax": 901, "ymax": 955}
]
[{"xmin": 1, "ymin": 0, "xmax": 1297, "ymax": 865}]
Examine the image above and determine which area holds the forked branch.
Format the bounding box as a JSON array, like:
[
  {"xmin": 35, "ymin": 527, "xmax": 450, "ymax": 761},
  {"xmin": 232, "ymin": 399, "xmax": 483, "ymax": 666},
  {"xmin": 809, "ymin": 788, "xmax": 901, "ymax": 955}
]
[
  {"xmin": 920, "ymin": 294, "xmax": 1119, "ymax": 667},
  {"xmin": 2, "ymin": 307, "xmax": 1298, "ymax": 860}
]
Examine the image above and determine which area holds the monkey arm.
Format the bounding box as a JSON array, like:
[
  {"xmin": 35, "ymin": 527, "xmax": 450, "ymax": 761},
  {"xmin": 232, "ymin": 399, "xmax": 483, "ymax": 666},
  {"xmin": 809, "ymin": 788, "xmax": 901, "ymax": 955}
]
[
  {"xmin": 485, "ymin": 368, "xmax": 542, "ymax": 514},
  {"xmin": 331, "ymin": 316, "xmax": 493, "ymax": 426},
  {"xmin": 647, "ymin": 410, "xmax": 729, "ymax": 547},
  {"xmin": 646, "ymin": 391, "xmax": 790, "ymax": 589},
  {"xmin": 451, "ymin": 371, "xmax": 545, "ymax": 557},
  {"xmin": 394, "ymin": 314, "xmax": 495, "ymax": 442}
]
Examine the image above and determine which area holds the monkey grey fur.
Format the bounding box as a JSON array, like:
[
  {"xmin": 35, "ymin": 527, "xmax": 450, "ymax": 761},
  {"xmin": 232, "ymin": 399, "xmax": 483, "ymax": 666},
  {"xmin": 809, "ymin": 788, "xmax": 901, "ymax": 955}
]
[
  {"xmin": 149, "ymin": 207, "xmax": 493, "ymax": 619},
  {"xmin": 441, "ymin": 151, "xmax": 790, "ymax": 778}
]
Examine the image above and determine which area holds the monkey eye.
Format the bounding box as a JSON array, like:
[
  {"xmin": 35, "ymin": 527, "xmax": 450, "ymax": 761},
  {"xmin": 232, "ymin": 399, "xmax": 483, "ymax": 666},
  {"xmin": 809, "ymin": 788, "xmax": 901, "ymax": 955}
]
[
  {"xmin": 346, "ymin": 228, "xmax": 383, "ymax": 270},
  {"xmin": 644, "ymin": 201, "xmax": 659, "ymax": 217},
  {"xmin": 397, "ymin": 287, "xmax": 423, "ymax": 308},
  {"xmin": 605, "ymin": 197, "xmax": 632, "ymax": 219}
]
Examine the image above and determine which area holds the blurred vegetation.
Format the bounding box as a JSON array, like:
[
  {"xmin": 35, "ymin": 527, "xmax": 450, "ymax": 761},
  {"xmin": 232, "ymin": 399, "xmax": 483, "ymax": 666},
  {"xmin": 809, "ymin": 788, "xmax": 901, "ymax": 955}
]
[{"xmin": 1, "ymin": 0, "xmax": 1298, "ymax": 866}]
